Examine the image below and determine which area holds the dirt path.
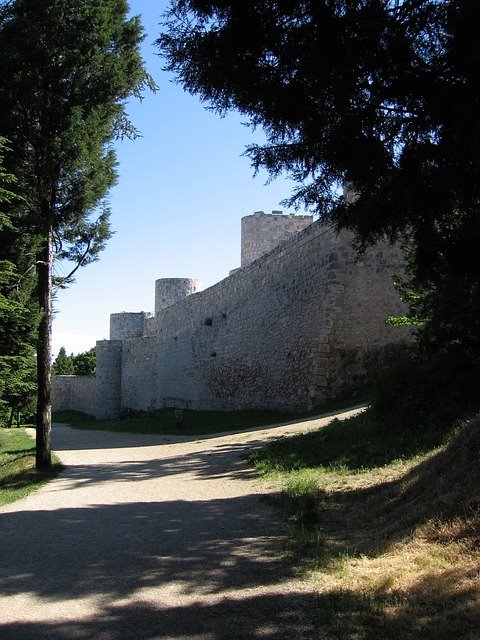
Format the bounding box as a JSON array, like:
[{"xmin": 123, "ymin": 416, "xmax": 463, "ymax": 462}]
[{"xmin": 0, "ymin": 408, "xmax": 362, "ymax": 640}]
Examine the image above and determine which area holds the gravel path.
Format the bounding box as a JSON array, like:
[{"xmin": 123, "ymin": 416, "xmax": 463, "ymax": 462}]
[{"xmin": 0, "ymin": 408, "xmax": 362, "ymax": 640}]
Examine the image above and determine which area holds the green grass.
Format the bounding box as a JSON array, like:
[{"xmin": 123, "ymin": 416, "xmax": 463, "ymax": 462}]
[
  {"xmin": 52, "ymin": 387, "xmax": 369, "ymax": 436},
  {"xmin": 0, "ymin": 428, "xmax": 62, "ymax": 507},
  {"xmin": 53, "ymin": 407, "xmax": 291, "ymax": 435},
  {"xmin": 248, "ymin": 409, "xmax": 449, "ymax": 475},
  {"xmin": 248, "ymin": 407, "xmax": 454, "ymax": 563}
]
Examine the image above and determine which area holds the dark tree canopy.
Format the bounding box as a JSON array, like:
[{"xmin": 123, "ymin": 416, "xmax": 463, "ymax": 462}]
[
  {"xmin": 0, "ymin": 137, "xmax": 38, "ymax": 427},
  {"xmin": 158, "ymin": 1, "xmax": 479, "ymax": 264},
  {"xmin": 158, "ymin": 0, "xmax": 480, "ymax": 351}
]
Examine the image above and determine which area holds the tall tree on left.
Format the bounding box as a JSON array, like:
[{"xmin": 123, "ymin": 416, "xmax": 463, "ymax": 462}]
[{"xmin": 0, "ymin": 0, "xmax": 155, "ymax": 468}]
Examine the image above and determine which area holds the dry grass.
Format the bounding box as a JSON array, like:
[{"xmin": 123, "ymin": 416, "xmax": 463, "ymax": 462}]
[
  {"xmin": 312, "ymin": 530, "xmax": 480, "ymax": 640},
  {"xmin": 257, "ymin": 414, "xmax": 480, "ymax": 639}
]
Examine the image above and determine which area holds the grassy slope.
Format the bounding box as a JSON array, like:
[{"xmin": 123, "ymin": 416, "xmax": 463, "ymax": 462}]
[
  {"xmin": 249, "ymin": 411, "xmax": 480, "ymax": 640},
  {"xmin": 0, "ymin": 428, "xmax": 61, "ymax": 507}
]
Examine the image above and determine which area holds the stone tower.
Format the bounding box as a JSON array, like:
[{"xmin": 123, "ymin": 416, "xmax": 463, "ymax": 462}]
[{"xmin": 241, "ymin": 210, "xmax": 313, "ymax": 266}]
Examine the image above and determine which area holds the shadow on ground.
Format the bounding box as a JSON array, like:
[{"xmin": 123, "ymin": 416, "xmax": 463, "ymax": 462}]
[
  {"xmin": 0, "ymin": 496, "xmax": 314, "ymax": 639},
  {"xmin": 313, "ymin": 563, "xmax": 480, "ymax": 640},
  {"xmin": 50, "ymin": 441, "xmax": 271, "ymax": 489},
  {"xmin": 0, "ymin": 496, "xmax": 293, "ymax": 599},
  {"xmin": 1, "ymin": 593, "xmax": 314, "ymax": 640},
  {"xmin": 50, "ymin": 405, "xmax": 365, "ymax": 450}
]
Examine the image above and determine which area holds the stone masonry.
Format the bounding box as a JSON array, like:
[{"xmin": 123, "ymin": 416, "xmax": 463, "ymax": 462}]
[{"xmin": 53, "ymin": 210, "xmax": 410, "ymax": 418}]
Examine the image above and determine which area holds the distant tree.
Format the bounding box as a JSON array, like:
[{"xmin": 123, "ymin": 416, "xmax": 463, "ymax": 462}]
[
  {"xmin": 72, "ymin": 347, "xmax": 96, "ymax": 376},
  {"xmin": 158, "ymin": 1, "xmax": 480, "ymax": 353},
  {"xmin": 0, "ymin": 0, "xmax": 155, "ymax": 467},
  {"xmin": 51, "ymin": 347, "xmax": 75, "ymax": 376},
  {"xmin": 52, "ymin": 346, "xmax": 96, "ymax": 376}
]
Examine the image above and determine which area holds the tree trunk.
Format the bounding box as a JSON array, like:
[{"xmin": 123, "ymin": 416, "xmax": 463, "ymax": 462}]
[{"xmin": 36, "ymin": 226, "xmax": 53, "ymax": 470}]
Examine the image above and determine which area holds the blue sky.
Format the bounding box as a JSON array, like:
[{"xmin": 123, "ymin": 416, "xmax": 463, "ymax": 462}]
[{"xmin": 52, "ymin": 1, "xmax": 306, "ymax": 356}]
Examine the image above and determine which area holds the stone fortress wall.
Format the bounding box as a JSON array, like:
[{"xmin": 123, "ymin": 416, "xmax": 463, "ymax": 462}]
[
  {"xmin": 53, "ymin": 210, "xmax": 410, "ymax": 418},
  {"xmin": 52, "ymin": 375, "xmax": 96, "ymax": 415}
]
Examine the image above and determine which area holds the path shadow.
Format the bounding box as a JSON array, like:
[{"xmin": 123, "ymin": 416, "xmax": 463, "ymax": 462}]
[
  {"xmin": 0, "ymin": 593, "xmax": 315, "ymax": 639},
  {"xmin": 48, "ymin": 440, "xmax": 270, "ymax": 489},
  {"xmin": 0, "ymin": 497, "xmax": 314, "ymax": 639},
  {"xmin": 0, "ymin": 497, "xmax": 293, "ymax": 601}
]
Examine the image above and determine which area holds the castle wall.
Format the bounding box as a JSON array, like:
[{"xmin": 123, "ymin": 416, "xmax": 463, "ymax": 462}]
[
  {"xmin": 52, "ymin": 215, "xmax": 410, "ymax": 418},
  {"xmin": 51, "ymin": 375, "xmax": 96, "ymax": 416},
  {"xmin": 95, "ymin": 340, "xmax": 122, "ymax": 419},
  {"xmin": 145, "ymin": 219, "xmax": 408, "ymax": 412},
  {"xmin": 155, "ymin": 278, "xmax": 202, "ymax": 316},
  {"xmin": 120, "ymin": 336, "xmax": 156, "ymax": 411}
]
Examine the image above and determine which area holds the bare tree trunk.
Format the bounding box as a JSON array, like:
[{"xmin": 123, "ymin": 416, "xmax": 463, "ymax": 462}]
[{"xmin": 36, "ymin": 226, "xmax": 53, "ymax": 470}]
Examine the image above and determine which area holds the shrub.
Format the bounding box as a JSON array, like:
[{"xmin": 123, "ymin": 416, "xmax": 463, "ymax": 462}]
[{"xmin": 370, "ymin": 346, "xmax": 480, "ymax": 432}]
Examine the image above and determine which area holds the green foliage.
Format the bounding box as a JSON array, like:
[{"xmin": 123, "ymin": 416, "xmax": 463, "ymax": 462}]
[
  {"xmin": 0, "ymin": 138, "xmax": 39, "ymax": 427},
  {"xmin": 0, "ymin": 0, "xmax": 155, "ymax": 280},
  {"xmin": 0, "ymin": 0, "xmax": 155, "ymax": 466},
  {"xmin": 51, "ymin": 347, "xmax": 75, "ymax": 376},
  {"xmin": 71, "ymin": 347, "xmax": 96, "ymax": 376},
  {"xmin": 159, "ymin": 1, "xmax": 471, "ymax": 232},
  {"xmin": 370, "ymin": 346, "xmax": 480, "ymax": 433},
  {"xmin": 52, "ymin": 346, "xmax": 95, "ymax": 376},
  {"xmin": 0, "ymin": 355, "xmax": 36, "ymax": 427}
]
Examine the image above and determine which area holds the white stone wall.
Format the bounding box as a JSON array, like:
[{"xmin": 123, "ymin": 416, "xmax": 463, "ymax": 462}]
[
  {"xmin": 95, "ymin": 340, "xmax": 122, "ymax": 419},
  {"xmin": 53, "ymin": 215, "xmax": 411, "ymax": 418},
  {"xmin": 155, "ymin": 278, "xmax": 202, "ymax": 316},
  {"xmin": 110, "ymin": 312, "xmax": 152, "ymax": 340},
  {"xmin": 135, "ymin": 219, "xmax": 409, "ymax": 413},
  {"xmin": 52, "ymin": 375, "xmax": 96, "ymax": 416},
  {"xmin": 121, "ymin": 337, "xmax": 155, "ymax": 411}
]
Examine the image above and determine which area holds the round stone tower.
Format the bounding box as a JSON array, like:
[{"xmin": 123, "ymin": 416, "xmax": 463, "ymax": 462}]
[
  {"xmin": 155, "ymin": 278, "xmax": 201, "ymax": 316},
  {"xmin": 241, "ymin": 210, "xmax": 313, "ymax": 266}
]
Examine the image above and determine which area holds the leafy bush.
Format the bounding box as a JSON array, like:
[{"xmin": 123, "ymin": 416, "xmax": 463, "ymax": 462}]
[{"xmin": 370, "ymin": 346, "xmax": 480, "ymax": 432}]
